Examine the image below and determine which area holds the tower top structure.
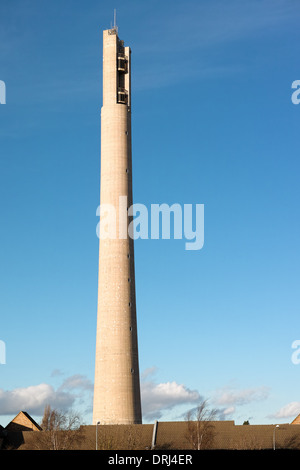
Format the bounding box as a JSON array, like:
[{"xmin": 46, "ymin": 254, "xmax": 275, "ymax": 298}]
[{"xmin": 102, "ymin": 25, "xmax": 131, "ymax": 109}]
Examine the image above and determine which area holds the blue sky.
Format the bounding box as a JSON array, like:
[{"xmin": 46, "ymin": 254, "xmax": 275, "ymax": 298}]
[{"xmin": 1, "ymin": 0, "xmax": 300, "ymax": 428}]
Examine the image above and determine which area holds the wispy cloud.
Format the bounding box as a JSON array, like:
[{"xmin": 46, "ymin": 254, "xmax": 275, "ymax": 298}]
[
  {"xmin": 268, "ymin": 401, "xmax": 300, "ymax": 420},
  {"xmin": 50, "ymin": 369, "xmax": 64, "ymax": 378},
  {"xmin": 212, "ymin": 385, "xmax": 270, "ymax": 407},
  {"xmin": 58, "ymin": 374, "xmax": 93, "ymax": 392},
  {"xmin": 216, "ymin": 406, "xmax": 236, "ymax": 420},
  {"xmin": 133, "ymin": 0, "xmax": 300, "ymax": 90},
  {"xmin": 136, "ymin": 0, "xmax": 300, "ymax": 53},
  {"xmin": 180, "ymin": 384, "xmax": 269, "ymax": 422}
]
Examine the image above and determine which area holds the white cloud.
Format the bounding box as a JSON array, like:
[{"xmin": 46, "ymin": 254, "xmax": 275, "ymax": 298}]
[
  {"xmin": 223, "ymin": 406, "xmax": 235, "ymax": 415},
  {"xmin": 213, "ymin": 386, "xmax": 269, "ymax": 407},
  {"xmin": 141, "ymin": 368, "xmax": 201, "ymax": 421},
  {"xmin": 0, "ymin": 374, "xmax": 93, "ymax": 416},
  {"xmin": 141, "ymin": 366, "xmax": 158, "ymax": 381},
  {"xmin": 269, "ymin": 402, "xmax": 300, "ymax": 420},
  {"xmin": 0, "ymin": 383, "xmax": 74, "ymax": 415},
  {"xmin": 215, "ymin": 406, "xmax": 236, "ymax": 421}
]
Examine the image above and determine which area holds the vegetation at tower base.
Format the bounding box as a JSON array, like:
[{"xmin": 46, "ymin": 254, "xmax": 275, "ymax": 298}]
[{"xmin": 20, "ymin": 405, "xmax": 84, "ymax": 450}]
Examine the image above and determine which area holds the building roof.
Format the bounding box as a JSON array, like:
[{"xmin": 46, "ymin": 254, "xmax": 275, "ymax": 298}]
[
  {"xmin": 5, "ymin": 411, "xmax": 42, "ymax": 432},
  {"xmin": 291, "ymin": 414, "xmax": 300, "ymax": 425}
]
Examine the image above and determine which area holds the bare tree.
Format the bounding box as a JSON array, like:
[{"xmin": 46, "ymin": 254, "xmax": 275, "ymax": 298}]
[
  {"xmin": 185, "ymin": 400, "xmax": 217, "ymax": 450},
  {"xmin": 41, "ymin": 404, "xmax": 51, "ymax": 431},
  {"xmin": 29, "ymin": 405, "xmax": 84, "ymax": 450}
]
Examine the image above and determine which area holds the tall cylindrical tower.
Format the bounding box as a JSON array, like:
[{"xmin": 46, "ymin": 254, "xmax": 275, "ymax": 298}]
[{"xmin": 93, "ymin": 27, "xmax": 142, "ymax": 425}]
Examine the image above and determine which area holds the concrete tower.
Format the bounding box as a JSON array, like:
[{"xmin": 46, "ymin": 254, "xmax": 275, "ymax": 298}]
[{"xmin": 93, "ymin": 26, "xmax": 142, "ymax": 425}]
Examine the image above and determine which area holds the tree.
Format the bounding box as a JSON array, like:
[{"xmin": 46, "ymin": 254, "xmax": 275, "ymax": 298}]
[
  {"xmin": 31, "ymin": 405, "xmax": 84, "ymax": 450},
  {"xmin": 185, "ymin": 400, "xmax": 217, "ymax": 450}
]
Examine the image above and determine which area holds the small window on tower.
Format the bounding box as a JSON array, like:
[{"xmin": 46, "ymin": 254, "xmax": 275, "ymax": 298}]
[
  {"xmin": 117, "ymin": 56, "xmax": 127, "ymax": 73},
  {"xmin": 117, "ymin": 88, "xmax": 128, "ymax": 105}
]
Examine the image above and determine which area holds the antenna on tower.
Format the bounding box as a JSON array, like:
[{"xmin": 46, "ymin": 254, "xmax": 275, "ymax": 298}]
[{"xmin": 113, "ymin": 9, "xmax": 118, "ymax": 33}]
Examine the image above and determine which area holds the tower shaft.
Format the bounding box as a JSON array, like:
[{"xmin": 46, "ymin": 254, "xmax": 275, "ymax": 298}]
[{"xmin": 93, "ymin": 28, "xmax": 142, "ymax": 425}]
